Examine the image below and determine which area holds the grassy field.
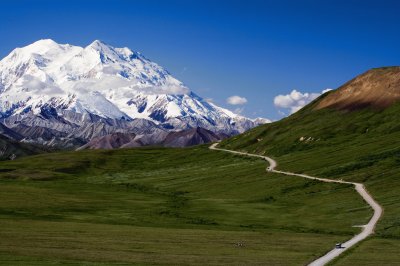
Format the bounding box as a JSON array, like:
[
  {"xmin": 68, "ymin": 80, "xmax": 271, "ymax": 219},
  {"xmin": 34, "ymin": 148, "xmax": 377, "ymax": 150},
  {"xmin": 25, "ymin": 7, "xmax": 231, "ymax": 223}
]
[
  {"xmin": 330, "ymin": 237, "xmax": 400, "ymax": 266},
  {"xmin": 0, "ymin": 220, "xmax": 348, "ymax": 266},
  {"xmin": 220, "ymin": 100, "xmax": 400, "ymax": 264},
  {"xmin": 0, "ymin": 146, "xmax": 371, "ymax": 265}
]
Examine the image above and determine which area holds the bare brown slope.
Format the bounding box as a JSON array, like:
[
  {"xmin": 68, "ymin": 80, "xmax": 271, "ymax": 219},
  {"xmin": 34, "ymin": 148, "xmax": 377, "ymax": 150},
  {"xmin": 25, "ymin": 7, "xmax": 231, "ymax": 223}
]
[{"xmin": 316, "ymin": 66, "xmax": 400, "ymax": 111}]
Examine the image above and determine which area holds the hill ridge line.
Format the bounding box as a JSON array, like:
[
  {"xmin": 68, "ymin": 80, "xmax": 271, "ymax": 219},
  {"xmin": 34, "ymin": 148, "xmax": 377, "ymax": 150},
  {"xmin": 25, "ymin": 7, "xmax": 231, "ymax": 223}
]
[{"xmin": 209, "ymin": 143, "xmax": 383, "ymax": 266}]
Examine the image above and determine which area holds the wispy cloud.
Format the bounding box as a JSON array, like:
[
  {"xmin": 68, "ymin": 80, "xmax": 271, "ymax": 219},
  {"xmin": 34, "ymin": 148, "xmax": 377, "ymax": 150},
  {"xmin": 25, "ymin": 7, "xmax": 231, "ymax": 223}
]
[
  {"xmin": 233, "ymin": 107, "xmax": 245, "ymax": 114},
  {"xmin": 180, "ymin": 66, "xmax": 188, "ymax": 74}
]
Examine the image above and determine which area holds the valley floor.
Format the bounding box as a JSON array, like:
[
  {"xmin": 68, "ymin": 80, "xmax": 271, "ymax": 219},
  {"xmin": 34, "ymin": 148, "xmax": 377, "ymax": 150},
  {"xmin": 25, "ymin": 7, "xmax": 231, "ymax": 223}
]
[
  {"xmin": 0, "ymin": 146, "xmax": 371, "ymax": 265},
  {"xmin": 0, "ymin": 220, "xmax": 346, "ymax": 265}
]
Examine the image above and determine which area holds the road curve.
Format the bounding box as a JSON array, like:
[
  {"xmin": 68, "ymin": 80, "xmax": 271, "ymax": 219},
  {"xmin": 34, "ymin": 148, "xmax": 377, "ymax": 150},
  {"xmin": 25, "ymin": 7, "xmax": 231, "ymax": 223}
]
[{"xmin": 209, "ymin": 143, "xmax": 383, "ymax": 266}]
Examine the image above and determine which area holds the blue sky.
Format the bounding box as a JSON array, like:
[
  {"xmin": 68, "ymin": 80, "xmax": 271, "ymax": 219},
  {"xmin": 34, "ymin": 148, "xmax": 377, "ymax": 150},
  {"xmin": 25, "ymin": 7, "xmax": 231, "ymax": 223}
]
[{"xmin": 1, "ymin": 0, "xmax": 400, "ymax": 120}]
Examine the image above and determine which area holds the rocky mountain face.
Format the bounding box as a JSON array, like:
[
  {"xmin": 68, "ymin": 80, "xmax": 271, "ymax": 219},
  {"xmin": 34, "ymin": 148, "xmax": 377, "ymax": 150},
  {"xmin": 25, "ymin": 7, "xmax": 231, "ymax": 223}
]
[
  {"xmin": 163, "ymin": 127, "xmax": 227, "ymax": 147},
  {"xmin": 78, "ymin": 127, "xmax": 228, "ymax": 150},
  {"xmin": 0, "ymin": 39, "xmax": 268, "ymax": 148},
  {"xmin": 0, "ymin": 122, "xmax": 22, "ymax": 141},
  {"xmin": 77, "ymin": 132, "xmax": 138, "ymax": 150},
  {"xmin": 0, "ymin": 123, "xmax": 47, "ymax": 160}
]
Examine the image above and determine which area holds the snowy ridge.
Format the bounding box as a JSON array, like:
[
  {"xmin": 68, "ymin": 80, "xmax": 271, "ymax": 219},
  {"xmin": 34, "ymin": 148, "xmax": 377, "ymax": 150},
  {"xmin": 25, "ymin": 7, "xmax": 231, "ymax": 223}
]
[{"xmin": 0, "ymin": 39, "xmax": 268, "ymax": 147}]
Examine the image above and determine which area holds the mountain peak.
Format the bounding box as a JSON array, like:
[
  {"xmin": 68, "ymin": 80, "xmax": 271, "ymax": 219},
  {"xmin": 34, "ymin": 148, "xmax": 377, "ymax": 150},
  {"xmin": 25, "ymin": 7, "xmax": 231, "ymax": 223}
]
[
  {"xmin": 84, "ymin": 40, "xmax": 121, "ymax": 64},
  {"xmin": 87, "ymin": 40, "xmax": 112, "ymax": 50},
  {"xmin": 33, "ymin": 38, "xmax": 58, "ymax": 45},
  {"xmin": 315, "ymin": 66, "xmax": 400, "ymax": 111},
  {"xmin": 20, "ymin": 39, "xmax": 62, "ymax": 56}
]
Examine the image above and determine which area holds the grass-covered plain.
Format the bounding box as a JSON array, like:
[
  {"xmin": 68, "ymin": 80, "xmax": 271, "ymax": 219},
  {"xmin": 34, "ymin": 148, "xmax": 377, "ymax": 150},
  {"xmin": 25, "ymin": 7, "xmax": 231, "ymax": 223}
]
[
  {"xmin": 0, "ymin": 146, "xmax": 370, "ymax": 265},
  {"xmin": 221, "ymin": 99, "xmax": 400, "ymax": 264}
]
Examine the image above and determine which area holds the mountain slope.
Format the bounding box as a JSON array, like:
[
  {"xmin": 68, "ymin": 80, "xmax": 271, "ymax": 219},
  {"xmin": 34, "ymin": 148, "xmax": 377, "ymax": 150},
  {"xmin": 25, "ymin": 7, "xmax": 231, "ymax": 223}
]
[
  {"xmin": 77, "ymin": 127, "xmax": 228, "ymax": 149},
  {"xmin": 0, "ymin": 39, "xmax": 266, "ymax": 147},
  {"xmin": 221, "ymin": 67, "xmax": 400, "ymax": 155},
  {"xmin": 0, "ymin": 123, "xmax": 47, "ymax": 160},
  {"xmin": 78, "ymin": 132, "xmax": 137, "ymax": 150},
  {"xmin": 0, "ymin": 123, "xmax": 23, "ymax": 141},
  {"xmin": 220, "ymin": 66, "xmax": 400, "ymax": 264},
  {"xmin": 163, "ymin": 127, "xmax": 226, "ymax": 147},
  {"xmin": 316, "ymin": 66, "xmax": 400, "ymax": 111}
]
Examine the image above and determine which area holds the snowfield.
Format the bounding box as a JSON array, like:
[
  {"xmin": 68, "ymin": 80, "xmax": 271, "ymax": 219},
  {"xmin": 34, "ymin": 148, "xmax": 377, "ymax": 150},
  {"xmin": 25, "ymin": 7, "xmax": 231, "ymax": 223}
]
[{"xmin": 0, "ymin": 39, "xmax": 269, "ymax": 135}]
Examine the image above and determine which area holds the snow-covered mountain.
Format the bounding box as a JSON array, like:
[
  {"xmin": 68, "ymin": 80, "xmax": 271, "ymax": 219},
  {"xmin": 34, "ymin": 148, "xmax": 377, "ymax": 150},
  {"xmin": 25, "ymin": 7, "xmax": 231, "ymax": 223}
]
[{"xmin": 0, "ymin": 39, "xmax": 268, "ymax": 147}]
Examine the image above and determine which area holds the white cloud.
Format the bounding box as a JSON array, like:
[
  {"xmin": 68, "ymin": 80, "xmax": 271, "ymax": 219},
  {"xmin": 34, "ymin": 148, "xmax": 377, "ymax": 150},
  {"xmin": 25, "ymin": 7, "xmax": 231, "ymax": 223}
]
[
  {"xmin": 274, "ymin": 89, "xmax": 331, "ymax": 114},
  {"xmin": 227, "ymin": 95, "xmax": 248, "ymax": 105}
]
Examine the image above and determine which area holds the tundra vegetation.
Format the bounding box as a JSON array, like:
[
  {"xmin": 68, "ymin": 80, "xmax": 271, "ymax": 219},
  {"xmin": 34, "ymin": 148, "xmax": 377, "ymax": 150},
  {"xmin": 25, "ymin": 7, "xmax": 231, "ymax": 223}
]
[
  {"xmin": 221, "ymin": 95, "xmax": 400, "ymax": 265},
  {"xmin": 0, "ymin": 146, "xmax": 370, "ymax": 265}
]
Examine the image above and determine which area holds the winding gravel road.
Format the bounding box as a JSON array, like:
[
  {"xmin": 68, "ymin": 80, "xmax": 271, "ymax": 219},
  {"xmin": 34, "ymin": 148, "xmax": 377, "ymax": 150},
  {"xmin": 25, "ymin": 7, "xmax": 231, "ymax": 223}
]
[{"xmin": 209, "ymin": 143, "xmax": 383, "ymax": 266}]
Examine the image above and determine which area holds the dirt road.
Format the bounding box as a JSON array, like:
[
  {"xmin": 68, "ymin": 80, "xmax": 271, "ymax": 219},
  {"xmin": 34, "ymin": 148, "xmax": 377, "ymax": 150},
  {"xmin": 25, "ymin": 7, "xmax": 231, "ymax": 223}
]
[{"xmin": 209, "ymin": 143, "xmax": 383, "ymax": 266}]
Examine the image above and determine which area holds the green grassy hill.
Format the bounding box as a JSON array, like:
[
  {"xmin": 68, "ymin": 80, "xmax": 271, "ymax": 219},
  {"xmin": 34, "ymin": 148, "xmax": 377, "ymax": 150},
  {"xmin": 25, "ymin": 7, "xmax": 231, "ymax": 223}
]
[
  {"xmin": 221, "ymin": 68, "xmax": 400, "ymax": 265},
  {"xmin": 0, "ymin": 146, "xmax": 370, "ymax": 265}
]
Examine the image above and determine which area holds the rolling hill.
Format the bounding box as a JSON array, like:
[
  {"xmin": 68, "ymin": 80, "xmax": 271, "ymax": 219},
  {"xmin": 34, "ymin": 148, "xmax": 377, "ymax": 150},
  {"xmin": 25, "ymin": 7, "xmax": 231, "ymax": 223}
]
[{"xmin": 221, "ymin": 66, "xmax": 400, "ymax": 265}]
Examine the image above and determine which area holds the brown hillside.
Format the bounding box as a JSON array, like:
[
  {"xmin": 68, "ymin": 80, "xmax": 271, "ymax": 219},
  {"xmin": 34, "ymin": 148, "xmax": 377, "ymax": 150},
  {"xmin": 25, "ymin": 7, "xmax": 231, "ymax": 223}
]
[{"xmin": 315, "ymin": 66, "xmax": 400, "ymax": 111}]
